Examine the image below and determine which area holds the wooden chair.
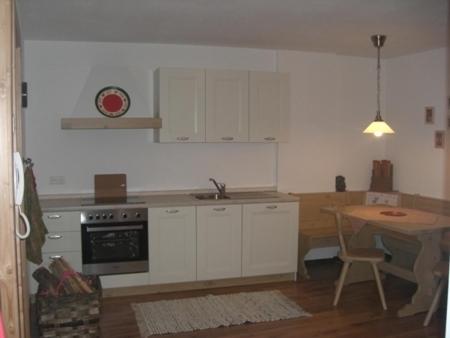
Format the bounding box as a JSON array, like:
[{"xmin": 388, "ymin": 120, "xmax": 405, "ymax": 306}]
[
  {"xmin": 333, "ymin": 212, "xmax": 387, "ymax": 310},
  {"xmin": 423, "ymin": 238, "xmax": 450, "ymax": 326}
]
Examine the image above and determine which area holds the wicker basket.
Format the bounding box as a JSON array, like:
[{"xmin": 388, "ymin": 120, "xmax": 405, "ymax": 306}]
[{"xmin": 36, "ymin": 275, "xmax": 102, "ymax": 338}]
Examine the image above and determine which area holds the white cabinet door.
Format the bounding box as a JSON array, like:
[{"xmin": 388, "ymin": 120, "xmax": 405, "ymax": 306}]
[
  {"xmin": 44, "ymin": 211, "xmax": 80, "ymax": 232},
  {"xmin": 149, "ymin": 206, "xmax": 196, "ymax": 284},
  {"xmin": 249, "ymin": 71, "xmax": 289, "ymax": 142},
  {"xmin": 242, "ymin": 202, "xmax": 298, "ymax": 276},
  {"xmin": 29, "ymin": 212, "xmax": 82, "ymax": 294},
  {"xmin": 205, "ymin": 70, "xmax": 249, "ymax": 142},
  {"xmin": 155, "ymin": 68, "xmax": 205, "ymax": 142},
  {"xmin": 197, "ymin": 205, "xmax": 242, "ymax": 280}
]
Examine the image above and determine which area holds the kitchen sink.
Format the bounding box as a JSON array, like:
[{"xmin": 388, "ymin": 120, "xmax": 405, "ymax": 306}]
[
  {"xmin": 192, "ymin": 193, "xmax": 230, "ymax": 200},
  {"xmin": 192, "ymin": 192, "xmax": 279, "ymax": 200}
]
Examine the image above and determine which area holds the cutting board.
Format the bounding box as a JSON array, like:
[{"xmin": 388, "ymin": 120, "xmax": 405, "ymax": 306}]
[{"xmin": 95, "ymin": 174, "xmax": 127, "ymax": 202}]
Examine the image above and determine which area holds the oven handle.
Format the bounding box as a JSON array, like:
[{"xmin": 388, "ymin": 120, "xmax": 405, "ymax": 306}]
[{"xmin": 86, "ymin": 225, "xmax": 144, "ymax": 232}]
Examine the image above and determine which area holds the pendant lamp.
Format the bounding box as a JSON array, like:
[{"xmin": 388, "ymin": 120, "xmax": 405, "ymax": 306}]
[{"xmin": 363, "ymin": 35, "xmax": 394, "ymax": 137}]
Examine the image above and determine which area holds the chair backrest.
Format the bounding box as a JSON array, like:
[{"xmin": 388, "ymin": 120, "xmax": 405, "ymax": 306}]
[{"xmin": 334, "ymin": 212, "xmax": 348, "ymax": 257}]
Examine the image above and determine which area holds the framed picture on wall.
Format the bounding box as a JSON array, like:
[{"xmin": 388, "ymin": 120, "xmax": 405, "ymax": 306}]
[
  {"xmin": 435, "ymin": 130, "xmax": 445, "ymax": 149},
  {"xmin": 425, "ymin": 106, "xmax": 434, "ymax": 124}
]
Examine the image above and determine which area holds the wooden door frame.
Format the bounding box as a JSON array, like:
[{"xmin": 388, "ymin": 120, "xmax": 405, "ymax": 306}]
[{"xmin": 0, "ymin": 0, "xmax": 27, "ymax": 337}]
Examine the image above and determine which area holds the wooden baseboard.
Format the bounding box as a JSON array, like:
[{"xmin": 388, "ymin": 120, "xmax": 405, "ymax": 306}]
[{"xmin": 102, "ymin": 273, "xmax": 296, "ymax": 298}]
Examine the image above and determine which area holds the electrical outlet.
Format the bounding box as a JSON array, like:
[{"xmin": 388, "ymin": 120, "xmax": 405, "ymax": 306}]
[{"xmin": 49, "ymin": 176, "xmax": 66, "ymax": 185}]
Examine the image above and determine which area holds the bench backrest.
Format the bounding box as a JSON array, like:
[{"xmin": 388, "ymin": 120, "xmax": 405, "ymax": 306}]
[
  {"xmin": 290, "ymin": 191, "xmax": 365, "ymax": 230},
  {"xmin": 400, "ymin": 193, "xmax": 450, "ymax": 216}
]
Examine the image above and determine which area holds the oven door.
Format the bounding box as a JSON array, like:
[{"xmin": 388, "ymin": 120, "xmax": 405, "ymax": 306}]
[{"xmin": 81, "ymin": 221, "xmax": 149, "ymax": 275}]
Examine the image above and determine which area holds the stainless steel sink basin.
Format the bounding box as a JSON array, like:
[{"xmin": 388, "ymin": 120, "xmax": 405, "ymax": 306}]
[
  {"xmin": 191, "ymin": 192, "xmax": 279, "ymax": 200},
  {"xmin": 192, "ymin": 193, "xmax": 230, "ymax": 200}
]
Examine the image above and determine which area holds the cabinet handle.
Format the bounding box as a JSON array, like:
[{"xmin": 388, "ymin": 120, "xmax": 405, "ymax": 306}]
[
  {"xmin": 264, "ymin": 137, "xmax": 276, "ymax": 141},
  {"xmin": 213, "ymin": 207, "xmax": 226, "ymax": 212},
  {"xmin": 266, "ymin": 205, "xmax": 278, "ymax": 209},
  {"xmin": 166, "ymin": 209, "xmax": 179, "ymax": 214},
  {"xmin": 221, "ymin": 137, "xmax": 234, "ymax": 141},
  {"xmin": 47, "ymin": 214, "xmax": 61, "ymax": 219},
  {"xmin": 176, "ymin": 136, "xmax": 190, "ymax": 141},
  {"xmin": 49, "ymin": 255, "xmax": 62, "ymax": 260},
  {"xmin": 48, "ymin": 234, "xmax": 63, "ymax": 239}
]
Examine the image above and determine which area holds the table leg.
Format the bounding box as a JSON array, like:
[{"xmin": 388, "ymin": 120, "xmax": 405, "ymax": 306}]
[{"xmin": 397, "ymin": 231, "xmax": 440, "ymax": 317}]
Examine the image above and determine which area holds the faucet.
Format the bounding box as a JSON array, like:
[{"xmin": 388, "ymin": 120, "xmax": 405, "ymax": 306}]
[{"xmin": 209, "ymin": 178, "xmax": 226, "ymax": 198}]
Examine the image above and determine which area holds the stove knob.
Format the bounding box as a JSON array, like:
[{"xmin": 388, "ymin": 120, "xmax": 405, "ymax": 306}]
[
  {"xmin": 135, "ymin": 212, "xmax": 141, "ymax": 218},
  {"xmin": 95, "ymin": 214, "xmax": 100, "ymax": 220},
  {"xmin": 88, "ymin": 215, "xmax": 93, "ymax": 221},
  {"xmin": 122, "ymin": 212, "xmax": 128, "ymax": 219},
  {"xmin": 102, "ymin": 213, "xmax": 107, "ymax": 220},
  {"xmin": 108, "ymin": 213, "xmax": 114, "ymax": 220}
]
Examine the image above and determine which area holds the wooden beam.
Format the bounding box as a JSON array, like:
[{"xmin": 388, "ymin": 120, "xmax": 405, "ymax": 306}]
[
  {"xmin": 61, "ymin": 117, "xmax": 162, "ymax": 129},
  {"xmin": 0, "ymin": 0, "xmax": 24, "ymax": 336}
]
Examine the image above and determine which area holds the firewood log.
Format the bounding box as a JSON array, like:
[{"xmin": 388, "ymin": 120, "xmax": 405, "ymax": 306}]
[
  {"xmin": 49, "ymin": 258, "xmax": 81, "ymax": 294},
  {"xmin": 32, "ymin": 267, "xmax": 60, "ymax": 296},
  {"xmin": 60, "ymin": 257, "xmax": 93, "ymax": 293}
]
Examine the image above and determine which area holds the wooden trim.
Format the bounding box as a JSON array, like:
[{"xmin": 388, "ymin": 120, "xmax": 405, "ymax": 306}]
[
  {"xmin": 0, "ymin": 0, "xmax": 24, "ymax": 336},
  {"xmin": 102, "ymin": 273, "xmax": 295, "ymax": 298},
  {"xmin": 61, "ymin": 117, "xmax": 162, "ymax": 129}
]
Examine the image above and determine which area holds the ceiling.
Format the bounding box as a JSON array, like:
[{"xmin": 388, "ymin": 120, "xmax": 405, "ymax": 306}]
[{"xmin": 16, "ymin": 0, "xmax": 447, "ymax": 58}]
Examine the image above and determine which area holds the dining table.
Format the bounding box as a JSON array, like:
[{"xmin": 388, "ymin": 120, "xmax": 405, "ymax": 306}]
[{"xmin": 322, "ymin": 204, "xmax": 450, "ymax": 317}]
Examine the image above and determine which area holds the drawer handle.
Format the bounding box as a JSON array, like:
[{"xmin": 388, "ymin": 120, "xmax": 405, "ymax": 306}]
[
  {"xmin": 48, "ymin": 234, "xmax": 63, "ymax": 239},
  {"xmin": 221, "ymin": 137, "xmax": 234, "ymax": 141},
  {"xmin": 264, "ymin": 137, "xmax": 276, "ymax": 141},
  {"xmin": 213, "ymin": 207, "xmax": 226, "ymax": 212},
  {"xmin": 49, "ymin": 255, "xmax": 62, "ymax": 260},
  {"xmin": 176, "ymin": 136, "xmax": 190, "ymax": 141},
  {"xmin": 166, "ymin": 209, "xmax": 179, "ymax": 214},
  {"xmin": 266, "ymin": 205, "xmax": 278, "ymax": 209},
  {"xmin": 47, "ymin": 214, "xmax": 61, "ymax": 219}
]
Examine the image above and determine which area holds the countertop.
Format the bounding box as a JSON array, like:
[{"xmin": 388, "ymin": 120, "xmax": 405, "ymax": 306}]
[{"xmin": 40, "ymin": 191, "xmax": 299, "ymax": 212}]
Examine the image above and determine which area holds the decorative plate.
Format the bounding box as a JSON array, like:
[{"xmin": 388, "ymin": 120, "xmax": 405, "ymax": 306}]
[
  {"xmin": 380, "ymin": 210, "xmax": 407, "ymax": 217},
  {"xmin": 95, "ymin": 86, "xmax": 130, "ymax": 118}
]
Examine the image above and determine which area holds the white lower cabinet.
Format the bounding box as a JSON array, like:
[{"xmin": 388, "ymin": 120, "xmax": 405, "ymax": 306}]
[
  {"xmin": 28, "ymin": 211, "xmax": 82, "ymax": 293},
  {"xmin": 196, "ymin": 205, "xmax": 242, "ymax": 280},
  {"xmin": 242, "ymin": 202, "xmax": 298, "ymax": 276},
  {"xmin": 149, "ymin": 206, "xmax": 196, "ymax": 284}
]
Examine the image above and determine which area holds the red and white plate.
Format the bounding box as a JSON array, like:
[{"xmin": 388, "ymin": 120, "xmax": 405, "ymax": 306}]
[{"xmin": 95, "ymin": 86, "xmax": 130, "ymax": 118}]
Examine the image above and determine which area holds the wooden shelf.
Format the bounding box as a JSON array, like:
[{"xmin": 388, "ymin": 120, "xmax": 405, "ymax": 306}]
[{"xmin": 61, "ymin": 117, "xmax": 162, "ymax": 130}]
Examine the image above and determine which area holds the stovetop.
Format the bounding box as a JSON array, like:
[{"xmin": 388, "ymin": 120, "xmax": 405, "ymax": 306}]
[{"xmin": 81, "ymin": 196, "xmax": 145, "ymax": 206}]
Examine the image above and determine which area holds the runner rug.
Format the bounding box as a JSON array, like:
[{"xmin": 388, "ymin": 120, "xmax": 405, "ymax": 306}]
[{"xmin": 132, "ymin": 290, "xmax": 311, "ymax": 336}]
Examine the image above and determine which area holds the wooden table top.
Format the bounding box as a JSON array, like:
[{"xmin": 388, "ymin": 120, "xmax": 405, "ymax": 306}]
[{"xmin": 321, "ymin": 205, "xmax": 450, "ymax": 235}]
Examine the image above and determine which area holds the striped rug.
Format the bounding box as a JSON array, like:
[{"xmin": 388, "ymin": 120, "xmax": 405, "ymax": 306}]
[{"xmin": 132, "ymin": 290, "xmax": 311, "ymax": 336}]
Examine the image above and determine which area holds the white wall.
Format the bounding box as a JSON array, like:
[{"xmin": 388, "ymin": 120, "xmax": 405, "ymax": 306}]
[
  {"xmin": 24, "ymin": 41, "xmax": 277, "ymax": 195},
  {"xmin": 385, "ymin": 48, "xmax": 447, "ymax": 198},
  {"xmin": 277, "ymin": 50, "xmax": 386, "ymax": 193}
]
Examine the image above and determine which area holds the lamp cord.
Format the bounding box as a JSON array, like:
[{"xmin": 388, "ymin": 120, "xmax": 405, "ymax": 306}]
[{"xmin": 376, "ymin": 43, "xmax": 381, "ymax": 120}]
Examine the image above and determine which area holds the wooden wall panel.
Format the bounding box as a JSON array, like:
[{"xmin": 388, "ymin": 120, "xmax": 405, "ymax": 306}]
[{"xmin": 0, "ymin": 0, "xmax": 26, "ymax": 336}]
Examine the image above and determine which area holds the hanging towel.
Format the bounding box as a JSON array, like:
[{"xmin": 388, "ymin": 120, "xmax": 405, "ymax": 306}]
[{"xmin": 24, "ymin": 166, "xmax": 48, "ymax": 265}]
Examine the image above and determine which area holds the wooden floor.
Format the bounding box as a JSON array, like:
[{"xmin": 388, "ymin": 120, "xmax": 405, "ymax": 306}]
[{"xmin": 100, "ymin": 259, "xmax": 445, "ymax": 338}]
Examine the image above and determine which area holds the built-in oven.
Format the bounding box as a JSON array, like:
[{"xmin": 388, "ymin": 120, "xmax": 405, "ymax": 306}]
[{"xmin": 81, "ymin": 208, "xmax": 148, "ymax": 275}]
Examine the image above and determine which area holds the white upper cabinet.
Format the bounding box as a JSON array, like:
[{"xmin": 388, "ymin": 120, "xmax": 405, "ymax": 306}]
[
  {"xmin": 196, "ymin": 205, "xmax": 242, "ymax": 280},
  {"xmin": 154, "ymin": 68, "xmax": 205, "ymax": 142},
  {"xmin": 249, "ymin": 71, "xmax": 289, "ymax": 142},
  {"xmin": 154, "ymin": 67, "xmax": 289, "ymax": 143},
  {"xmin": 205, "ymin": 70, "xmax": 249, "ymax": 142}
]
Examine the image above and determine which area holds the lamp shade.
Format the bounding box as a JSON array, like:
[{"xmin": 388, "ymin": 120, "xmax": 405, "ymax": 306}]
[{"xmin": 363, "ymin": 120, "xmax": 395, "ymax": 137}]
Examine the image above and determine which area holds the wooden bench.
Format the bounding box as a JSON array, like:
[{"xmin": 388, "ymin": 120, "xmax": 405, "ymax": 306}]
[{"xmin": 292, "ymin": 191, "xmax": 365, "ymax": 279}]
